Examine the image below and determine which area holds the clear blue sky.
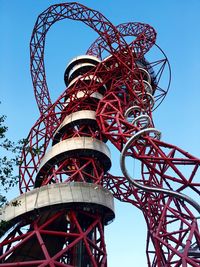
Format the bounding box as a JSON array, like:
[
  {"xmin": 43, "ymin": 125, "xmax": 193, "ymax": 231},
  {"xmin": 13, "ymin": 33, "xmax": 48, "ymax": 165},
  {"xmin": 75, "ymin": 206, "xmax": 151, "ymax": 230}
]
[{"xmin": 1, "ymin": 0, "xmax": 200, "ymax": 266}]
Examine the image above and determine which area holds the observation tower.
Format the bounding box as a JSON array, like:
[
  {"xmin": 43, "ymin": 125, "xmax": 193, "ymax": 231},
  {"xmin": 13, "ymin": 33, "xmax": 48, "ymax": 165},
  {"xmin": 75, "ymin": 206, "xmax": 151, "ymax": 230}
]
[{"xmin": 1, "ymin": 2, "xmax": 200, "ymax": 267}]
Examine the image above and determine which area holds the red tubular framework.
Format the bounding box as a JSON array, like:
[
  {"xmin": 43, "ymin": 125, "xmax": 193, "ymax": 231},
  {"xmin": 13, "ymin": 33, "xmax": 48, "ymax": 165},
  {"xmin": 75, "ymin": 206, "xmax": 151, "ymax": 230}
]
[{"xmin": 0, "ymin": 2, "xmax": 200, "ymax": 267}]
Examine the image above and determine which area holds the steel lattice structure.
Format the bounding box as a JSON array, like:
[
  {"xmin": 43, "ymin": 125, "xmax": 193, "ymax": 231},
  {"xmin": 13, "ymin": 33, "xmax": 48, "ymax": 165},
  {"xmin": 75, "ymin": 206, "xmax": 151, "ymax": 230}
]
[{"xmin": 0, "ymin": 2, "xmax": 200, "ymax": 266}]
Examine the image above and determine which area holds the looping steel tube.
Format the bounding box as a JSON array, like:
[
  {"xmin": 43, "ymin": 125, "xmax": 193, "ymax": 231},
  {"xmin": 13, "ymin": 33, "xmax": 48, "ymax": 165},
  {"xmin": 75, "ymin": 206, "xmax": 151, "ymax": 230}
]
[{"xmin": 120, "ymin": 128, "xmax": 200, "ymax": 214}]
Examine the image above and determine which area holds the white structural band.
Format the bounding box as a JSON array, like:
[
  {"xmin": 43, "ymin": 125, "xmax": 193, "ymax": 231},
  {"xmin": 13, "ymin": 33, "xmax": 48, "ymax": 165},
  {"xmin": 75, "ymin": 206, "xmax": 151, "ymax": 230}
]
[
  {"xmin": 37, "ymin": 137, "xmax": 111, "ymax": 180},
  {"xmin": 66, "ymin": 55, "xmax": 100, "ymax": 72},
  {"xmin": 0, "ymin": 182, "xmax": 115, "ymax": 224},
  {"xmin": 67, "ymin": 74, "xmax": 107, "ymax": 93},
  {"xmin": 68, "ymin": 63, "xmax": 96, "ymax": 81},
  {"xmin": 53, "ymin": 110, "xmax": 98, "ymax": 145},
  {"xmin": 55, "ymin": 110, "xmax": 96, "ymax": 135},
  {"xmin": 64, "ymin": 91, "xmax": 103, "ymax": 108},
  {"xmin": 65, "ymin": 55, "xmax": 100, "ymax": 83}
]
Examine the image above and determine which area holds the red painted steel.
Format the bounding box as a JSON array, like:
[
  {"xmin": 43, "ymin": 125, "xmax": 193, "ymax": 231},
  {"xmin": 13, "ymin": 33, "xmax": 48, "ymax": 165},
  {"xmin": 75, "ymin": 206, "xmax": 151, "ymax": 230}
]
[
  {"xmin": 1, "ymin": 2, "xmax": 200, "ymax": 267},
  {"xmin": 0, "ymin": 209, "xmax": 107, "ymax": 266}
]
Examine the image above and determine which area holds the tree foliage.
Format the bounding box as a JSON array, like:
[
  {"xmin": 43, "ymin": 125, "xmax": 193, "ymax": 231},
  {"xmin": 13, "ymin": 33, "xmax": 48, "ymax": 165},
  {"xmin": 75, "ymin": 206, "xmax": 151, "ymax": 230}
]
[
  {"xmin": 0, "ymin": 104, "xmax": 43, "ymax": 208},
  {"xmin": 0, "ymin": 112, "xmax": 23, "ymax": 207}
]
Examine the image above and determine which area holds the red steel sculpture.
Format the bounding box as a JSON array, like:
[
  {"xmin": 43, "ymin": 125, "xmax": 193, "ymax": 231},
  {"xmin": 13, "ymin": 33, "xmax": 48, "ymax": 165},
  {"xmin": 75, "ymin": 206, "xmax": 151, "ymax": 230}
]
[{"xmin": 0, "ymin": 2, "xmax": 200, "ymax": 266}]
